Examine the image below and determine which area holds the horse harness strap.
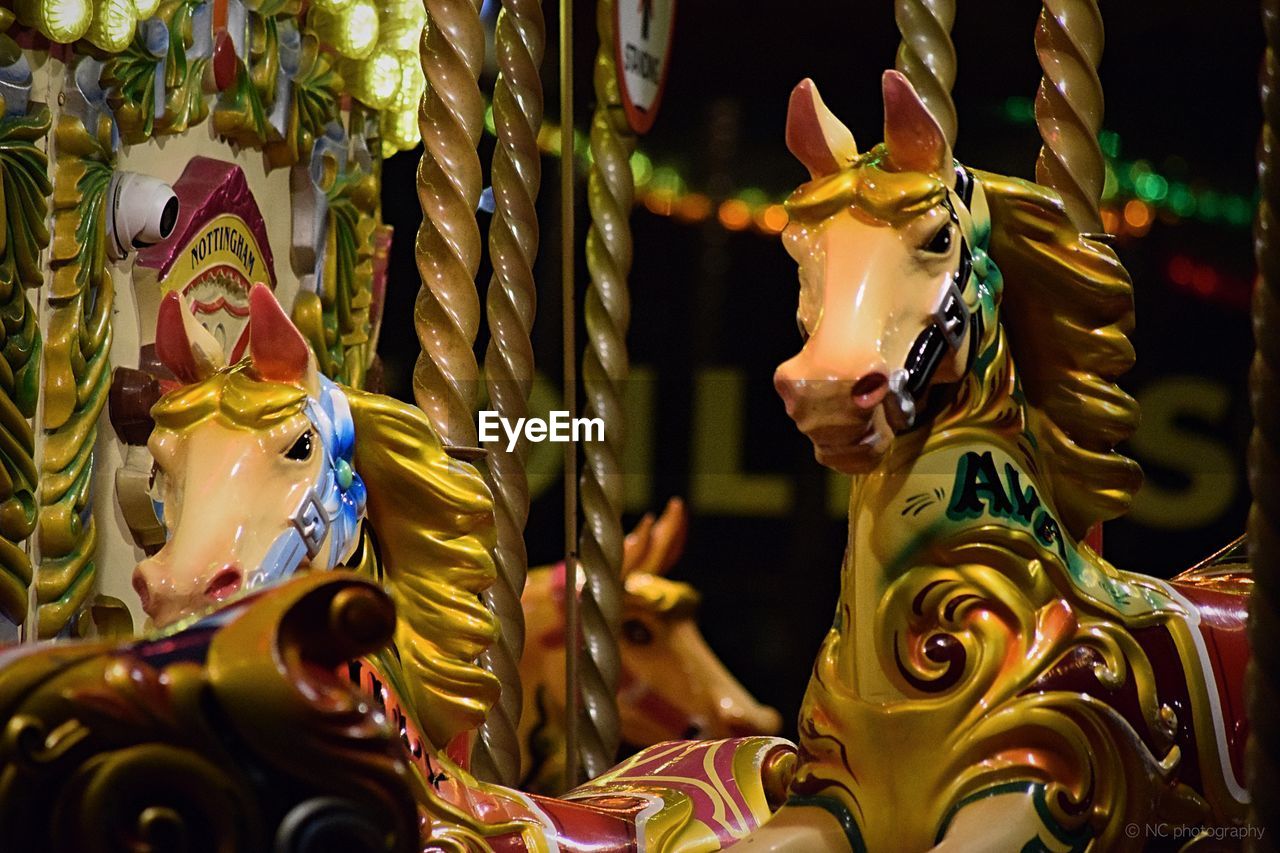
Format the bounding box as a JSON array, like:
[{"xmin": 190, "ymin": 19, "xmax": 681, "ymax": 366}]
[{"xmin": 887, "ymin": 163, "xmax": 978, "ymax": 430}]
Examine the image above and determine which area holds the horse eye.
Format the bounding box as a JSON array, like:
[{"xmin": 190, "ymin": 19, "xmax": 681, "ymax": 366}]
[
  {"xmin": 622, "ymin": 619, "xmax": 654, "ymax": 645},
  {"xmin": 285, "ymin": 430, "xmax": 314, "ymax": 461},
  {"xmin": 924, "ymin": 222, "xmax": 953, "ymax": 254}
]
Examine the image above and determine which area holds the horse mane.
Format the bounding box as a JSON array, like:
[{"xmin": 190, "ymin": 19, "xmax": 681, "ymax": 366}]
[
  {"xmin": 975, "ymin": 171, "xmax": 1144, "ymax": 538},
  {"xmin": 344, "ymin": 388, "xmax": 500, "ymax": 749}
]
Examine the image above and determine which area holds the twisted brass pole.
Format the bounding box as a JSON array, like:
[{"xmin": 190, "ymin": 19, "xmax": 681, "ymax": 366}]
[
  {"xmin": 1248, "ymin": 2, "xmax": 1280, "ymax": 840},
  {"xmin": 894, "ymin": 0, "xmax": 957, "ymax": 148},
  {"xmin": 1034, "ymin": 0, "xmax": 1105, "ymax": 233},
  {"xmin": 575, "ymin": 0, "xmax": 634, "ymax": 780},
  {"xmin": 475, "ymin": 0, "xmax": 545, "ymax": 786},
  {"xmin": 414, "ymin": 0, "xmax": 485, "ymax": 447}
]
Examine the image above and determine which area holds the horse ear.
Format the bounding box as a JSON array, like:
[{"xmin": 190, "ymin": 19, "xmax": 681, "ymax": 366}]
[
  {"xmin": 156, "ymin": 291, "xmax": 226, "ymax": 383},
  {"xmin": 648, "ymin": 497, "xmax": 688, "ymax": 577},
  {"xmin": 882, "ymin": 70, "xmax": 951, "ymax": 176},
  {"xmin": 787, "ymin": 78, "xmax": 858, "ymax": 180},
  {"xmin": 248, "ymin": 283, "xmax": 312, "ymax": 383},
  {"xmin": 622, "ymin": 513, "xmax": 657, "ymax": 579}
]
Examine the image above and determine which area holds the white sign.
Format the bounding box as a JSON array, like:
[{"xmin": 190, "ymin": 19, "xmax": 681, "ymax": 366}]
[{"xmin": 615, "ymin": 0, "xmax": 675, "ymax": 134}]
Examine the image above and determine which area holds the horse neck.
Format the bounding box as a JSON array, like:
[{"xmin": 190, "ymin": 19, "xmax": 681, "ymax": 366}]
[{"xmin": 836, "ymin": 323, "xmax": 1038, "ymax": 701}]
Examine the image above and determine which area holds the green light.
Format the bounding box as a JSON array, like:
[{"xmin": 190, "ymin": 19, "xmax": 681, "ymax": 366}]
[
  {"xmin": 1198, "ymin": 190, "xmax": 1221, "ymax": 221},
  {"xmin": 651, "ymin": 166, "xmax": 683, "ymax": 194},
  {"xmin": 1002, "ymin": 96, "xmax": 1035, "ymax": 125},
  {"xmin": 1098, "ymin": 130, "xmax": 1121, "ymax": 159},
  {"xmin": 484, "ymin": 104, "xmax": 495, "ymax": 136},
  {"xmin": 738, "ymin": 187, "xmax": 768, "ymax": 207},
  {"xmin": 630, "ymin": 151, "xmax": 653, "ymax": 187},
  {"xmin": 1135, "ymin": 173, "xmax": 1168, "ymax": 203},
  {"xmin": 1225, "ymin": 195, "xmax": 1254, "ymax": 227},
  {"xmin": 1168, "ymin": 183, "xmax": 1195, "ymax": 216}
]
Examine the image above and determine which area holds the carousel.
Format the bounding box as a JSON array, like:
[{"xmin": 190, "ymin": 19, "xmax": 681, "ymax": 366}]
[{"xmin": 0, "ymin": 0, "xmax": 1271, "ymax": 849}]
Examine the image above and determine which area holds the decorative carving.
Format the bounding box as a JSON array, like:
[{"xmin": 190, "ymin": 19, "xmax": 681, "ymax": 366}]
[
  {"xmin": 103, "ymin": 0, "xmax": 211, "ymax": 142},
  {"xmin": 0, "ymin": 86, "xmax": 49, "ymax": 626},
  {"xmin": 292, "ymin": 125, "xmax": 378, "ymax": 388},
  {"xmin": 0, "ymin": 572, "xmax": 421, "ymax": 851},
  {"xmin": 37, "ymin": 88, "xmax": 114, "ymax": 638}
]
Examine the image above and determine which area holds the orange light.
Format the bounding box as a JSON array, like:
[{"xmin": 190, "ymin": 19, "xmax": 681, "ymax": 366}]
[
  {"xmin": 643, "ymin": 189, "xmax": 675, "ymax": 216},
  {"xmin": 758, "ymin": 204, "xmax": 788, "ymax": 234},
  {"xmin": 1123, "ymin": 199, "xmax": 1153, "ymax": 233},
  {"xmin": 675, "ymin": 193, "xmax": 712, "ymax": 223},
  {"xmin": 718, "ymin": 199, "xmax": 752, "ymax": 231}
]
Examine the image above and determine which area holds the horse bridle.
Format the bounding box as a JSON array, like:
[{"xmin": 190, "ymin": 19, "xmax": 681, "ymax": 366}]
[
  {"xmin": 247, "ymin": 375, "xmax": 362, "ymax": 589},
  {"xmin": 885, "ymin": 163, "xmax": 979, "ymax": 431}
]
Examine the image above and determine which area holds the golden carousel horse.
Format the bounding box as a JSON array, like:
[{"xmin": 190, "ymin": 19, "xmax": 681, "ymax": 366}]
[
  {"xmin": 737, "ymin": 71, "xmax": 1251, "ymax": 852},
  {"xmin": 105, "ymin": 284, "xmax": 794, "ymax": 850}
]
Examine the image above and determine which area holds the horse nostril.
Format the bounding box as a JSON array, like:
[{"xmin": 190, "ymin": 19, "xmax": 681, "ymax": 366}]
[
  {"xmin": 131, "ymin": 568, "xmax": 151, "ymax": 610},
  {"xmin": 204, "ymin": 565, "xmax": 243, "ymax": 601},
  {"xmin": 850, "ymin": 372, "xmax": 888, "ymax": 407}
]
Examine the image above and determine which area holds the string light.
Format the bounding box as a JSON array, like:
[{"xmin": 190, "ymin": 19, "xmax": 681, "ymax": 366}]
[{"xmin": 490, "ymin": 98, "xmax": 1256, "ymax": 242}]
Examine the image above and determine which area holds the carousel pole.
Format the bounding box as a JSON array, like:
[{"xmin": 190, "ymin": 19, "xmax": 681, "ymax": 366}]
[
  {"xmin": 414, "ymin": 0, "xmax": 491, "ymax": 773},
  {"xmin": 575, "ymin": 0, "xmax": 635, "ymax": 780},
  {"xmin": 1248, "ymin": 1, "xmax": 1280, "ymax": 840},
  {"xmin": 894, "ymin": 0, "xmax": 957, "ymax": 148},
  {"xmin": 1034, "ymin": 0, "xmax": 1105, "ymax": 233},
  {"xmin": 475, "ymin": 0, "xmax": 546, "ymax": 786},
  {"xmin": 413, "ymin": 0, "xmax": 485, "ymax": 448},
  {"xmin": 560, "ymin": 0, "xmax": 583, "ymax": 790}
]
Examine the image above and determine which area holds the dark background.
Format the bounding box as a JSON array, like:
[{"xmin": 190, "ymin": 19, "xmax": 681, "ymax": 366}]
[{"xmin": 378, "ymin": 1, "xmax": 1264, "ymax": 739}]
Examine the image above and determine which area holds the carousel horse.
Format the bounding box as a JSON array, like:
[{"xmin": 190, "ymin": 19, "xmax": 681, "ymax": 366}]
[
  {"xmin": 739, "ymin": 71, "xmax": 1250, "ymax": 852},
  {"xmin": 519, "ymin": 498, "xmax": 783, "ymax": 792},
  {"xmin": 131, "ymin": 284, "xmax": 794, "ymax": 850}
]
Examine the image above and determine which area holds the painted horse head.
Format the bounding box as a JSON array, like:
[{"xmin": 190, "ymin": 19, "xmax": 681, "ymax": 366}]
[
  {"xmin": 773, "ymin": 71, "xmax": 1142, "ymax": 539},
  {"xmin": 520, "ymin": 499, "xmax": 782, "ymax": 790},
  {"xmin": 132, "ymin": 284, "xmax": 499, "ymax": 748}
]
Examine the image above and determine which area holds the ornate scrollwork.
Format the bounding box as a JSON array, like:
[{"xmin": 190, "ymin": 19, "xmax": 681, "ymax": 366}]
[
  {"xmin": 0, "ymin": 573, "xmax": 420, "ymax": 851},
  {"xmin": 36, "ymin": 91, "xmax": 114, "ymax": 638},
  {"xmin": 0, "ymin": 92, "xmax": 50, "ymax": 625},
  {"xmin": 292, "ymin": 123, "xmax": 378, "ymax": 388},
  {"xmin": 103, "ymin": 0, "xmax": 210, "ymax": 142}
]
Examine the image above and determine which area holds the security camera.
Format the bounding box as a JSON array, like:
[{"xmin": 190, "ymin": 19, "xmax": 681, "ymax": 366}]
[{"xmin": 107, "ymin": 172, "xmax": 180, "ymax": 261}]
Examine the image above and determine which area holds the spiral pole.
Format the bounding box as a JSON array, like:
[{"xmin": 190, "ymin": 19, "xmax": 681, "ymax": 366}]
[
  {"xmin": 1248, "ymin": 2, "xmax": 1280, "ymax": 841},
  {"xmin": 894, "ymin": 0, "xmax": 957, "ymax": 148},
  {"xmin": 575, "ymin": 0, "xmax": 635, "ymax": 780},
  {"xmin": 1034, "ymin": 0, "xmax": 1105, "ymax": 233},
  {"xmin": 414, "ymin": 0, "xmax": 485, "ymax": 447},
  {"xmin": 474, "ymin": 0, "xmax": 545, "ymax": 786}
]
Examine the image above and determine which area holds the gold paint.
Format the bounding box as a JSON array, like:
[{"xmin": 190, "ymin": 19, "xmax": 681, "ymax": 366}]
[
  {"xmin": 0, "ymin": 90, "xmax": 50, "ymax": 625},
  {"xmin": 37, "ymin": 106, "xmax": 114, "ymax": 638},
  {"xmin": 0, "ymin": 573, "xmax": 422, "ymax": 850},
  {"xmin": 773, "ymin": 123, "xmax": 1245, "ymax": 847},
  {"xmin": 262, "ymin": 32, "xmax": 341, "ymax": 170},
  {"xmin": 291, "ymin": 125, "xmax": 378, "ymax": 387}
]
